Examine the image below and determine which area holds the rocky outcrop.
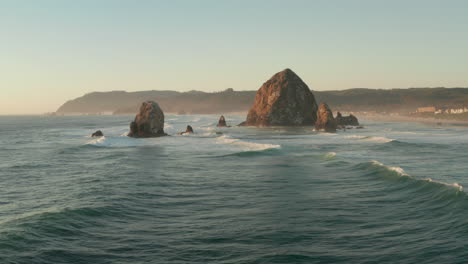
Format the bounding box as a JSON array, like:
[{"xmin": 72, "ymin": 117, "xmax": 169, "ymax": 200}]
[
  {"xmin": 178, "ymin": 125, "xmax": 194, "ymax": 135},
  {"xmin": 128, "ymin": 101, "xmax": 167, "ymax": 138},
  {"xmin": 335, "ymin": 112, "xmax": 359, "ymax": 126},
  {"xmin": 217, "ymin": 115, "xmax": 228, "ymax": 127},
  {"xmin": 242, "ymin": 68, "xmax": 318, "ymax": 126},
  {"xmin": 91, "ymin": 130, "xmax": 103, "ymax": 137},
  {"xmin": 315, "ymin": 103, "xmax": 337, "ymax": 132}
]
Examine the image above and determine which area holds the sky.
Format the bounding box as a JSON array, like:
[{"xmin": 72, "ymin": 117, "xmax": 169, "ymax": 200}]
[{"xmin": 1, "ymin": 0, "xmax": 467, "ymax": 115}]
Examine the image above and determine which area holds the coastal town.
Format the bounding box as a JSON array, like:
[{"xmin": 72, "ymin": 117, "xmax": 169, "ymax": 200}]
[{"xmin": 417, "ymin": 106, "xmax": 468, "ymax": 115}]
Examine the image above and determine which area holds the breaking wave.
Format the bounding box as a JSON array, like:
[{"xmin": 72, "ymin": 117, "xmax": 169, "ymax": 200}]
[
  {"xmin": 215, "ymin": 135, "xmax": 280, "ymax": 152},
  {"xmin": 357, "ymin": 160, "xmax": 464, "ymax": 193},
  {"xmin": 345, "ymin": 135, "xmax": 395, "ymax": 143},
  {"xmin": 423, "ymin": 178, "xmax": 463, "ymax": 192},
  {"xmin": 370, "ymin": 160, "xmax": 409, "ymax": 176},
  {"xmin": 85, "ymin": 136, "xmax": 148, "ymax": 148},
  {"xmin": 324, "ymin": 152, "xmax": 337, "ymax": 159}
]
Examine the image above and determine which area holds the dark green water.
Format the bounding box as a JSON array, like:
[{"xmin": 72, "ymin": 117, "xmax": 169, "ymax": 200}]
[{"xmin": 1, "ymin": 115, "xmax": 467, "ymax": 263}]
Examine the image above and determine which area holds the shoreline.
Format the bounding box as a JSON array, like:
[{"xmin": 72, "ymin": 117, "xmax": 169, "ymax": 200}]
[{"xmin": 358, "ymin": 113, "xmax": 468, "ymax": 126}]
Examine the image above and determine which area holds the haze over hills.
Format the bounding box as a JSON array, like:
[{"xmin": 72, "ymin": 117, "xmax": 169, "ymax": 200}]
[{"xmin": 56, "ymin": 87, "xmax": 468, "ymax": 115}]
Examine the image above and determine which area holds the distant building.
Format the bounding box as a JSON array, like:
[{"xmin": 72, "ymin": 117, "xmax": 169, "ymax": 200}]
[
  {"xmin": 417, "ymin": 106, "xmax": 436, "ymax": 113},
  {"xmin": 434, "ymin": 107, "xmax": 468, "ymax": 115},
  {"xmin": 449, "ymin": 108, "xmax": 466, "ymax": 114}
]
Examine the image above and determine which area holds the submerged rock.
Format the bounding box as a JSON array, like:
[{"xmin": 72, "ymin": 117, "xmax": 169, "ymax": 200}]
[
  {"xmin": 242, "ymin": 68, "xmax": 318, "ymax": 126},
  {"xmin": 128, "ymin": 101, "xmax": 167, "ymax": 138},
  {"xmin": 335, "ymin": 112, "xmax": 359, "ymax": 126},
  {"xmin": 91, "ymin": 130, "xmax": 103, "ymax": 137},
  {"xmin": 315, "ymin": 103, "xmax": 337, "ymax": 132},
  {"xmin": 217, "ymin": 115, "xmax": 228, "ymax": 127},
  {"xmin": 178, "ymin": 125, "xmax": 194, "ymax": 135}
]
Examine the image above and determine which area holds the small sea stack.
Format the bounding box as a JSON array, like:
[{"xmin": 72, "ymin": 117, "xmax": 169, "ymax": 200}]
[
  {"xmin": 217, "ymin": 115, "xmax": 228, "ymax": 127},
  {"xmin": 241, "ymin": 68, "xmax": 318, "ymax": 126},
  {"xmin": 128, "ymin": 101, "xmax": 167, "ymax": 138},
  {"xmin": 91, "ymin": 130, "xmax": 103, "ymax": 137},
  {"xmin": 178, "ymin": 125, "xmax": 194, "ymax": 135},
  {"xmin": 335, "ymin": 112, "xmax": 359, "ymax": 126},
  {"xmin": 315, "ymin": 103, "xmax": 337, "ymax": 132}
]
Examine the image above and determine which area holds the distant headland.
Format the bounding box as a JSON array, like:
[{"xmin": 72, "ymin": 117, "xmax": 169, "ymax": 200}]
[{"xmin": 55, "ymin": 83, "xmax": 468, "ymax": 120}]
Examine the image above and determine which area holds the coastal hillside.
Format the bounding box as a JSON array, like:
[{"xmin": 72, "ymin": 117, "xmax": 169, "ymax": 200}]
[{"xmin": 56, "ymin": 87, "xmax": 468, "ymax": 114}]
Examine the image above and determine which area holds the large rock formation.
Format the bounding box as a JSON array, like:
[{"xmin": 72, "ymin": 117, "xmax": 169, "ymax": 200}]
[
  {"xmin": 315, "ymin": 103, "xmax": 337, "ymax": 132},
  {"xmin": 242, "ymin": 68, "xmax": 318, "ymax": 126},
  {"xmin": 128, "ymin": 101, "xmax": 167, "ymax": 138},
  {"xmin": 217, "ymin": 115, "xmax": 228, "ymax": 127},
  {"xmin": 335, "ymin": 112, "xmax": 359, "ymax": 126}
]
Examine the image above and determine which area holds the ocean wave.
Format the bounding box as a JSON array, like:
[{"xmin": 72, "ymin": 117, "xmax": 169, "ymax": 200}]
[
  {"xmin": 0, "ymin": 205, "xmax": 122, "ymax": 230},
  {"xmin": 320, "ymin": 132, "xmax": 338, "ymax": 136},
  {"xmin": 345, "ymin": 135, "xmax": 395, "ymax": 143},
  {"xmin": 360, "ymin": 160, "xmax": 464, "ymax": 193},
  {"xmin": 384, "ymin": 140, "xmax": 452, "ymax": 150},
  {"xmin": 215, "ymin": 148, "xmax": 280, "ymax": 158},
  {"xmin": 85, "ymin": 136, "xmax": 148, "ymax": 148},
  {"xmin": 423, "ymin": 178, "xmax": 463, "ymax": 192},
  {"xmin": 215, "ymin": 135, "xmax": 280, "ymax": 151},
  {"xmin": 371, "ymin": 160, "xmax": 409, "ymax": 176}
]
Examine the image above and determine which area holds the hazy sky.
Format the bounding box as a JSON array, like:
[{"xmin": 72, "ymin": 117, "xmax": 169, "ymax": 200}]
[{"xmin": 1, "ymin": 0, "xmax": 467, "ymax": 114}]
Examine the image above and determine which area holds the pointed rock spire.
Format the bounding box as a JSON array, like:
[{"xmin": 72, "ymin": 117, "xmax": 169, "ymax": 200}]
[{"xmin": 243, "ymin": 68, "xmax": 318, "ymax": 126}]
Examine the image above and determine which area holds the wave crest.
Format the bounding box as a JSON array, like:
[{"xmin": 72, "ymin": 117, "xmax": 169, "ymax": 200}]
[
  {"xmin": 424, "ymin": 178, "xmax": 463, "ymax": 192},
  {"xmin": 216, "ymin": 135, "xmax": 280, "ymax": 151},
  {"xmin": 346, "ymin": 135, "xmax": 395, "ymax": 143},
  {"xmin": 371, "ymin": 160, "xmax": 409, "ymax": 176},
  {"xmin": 85, "ymin": 136, "xmax": 147, "ymax": 148},
  {"xmin": 361, "ymin": 160, "xmax": 464, "ymax": 193}
]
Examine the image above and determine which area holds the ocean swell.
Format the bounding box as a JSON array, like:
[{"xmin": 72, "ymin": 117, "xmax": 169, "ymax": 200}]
[
  {"xmin": 345, "ymin": 135, "xmax": 395, "ymax": 143},
  {"xmin": 356, "ymin": 160, "xmax": 464, "ymax": 194},
  {"xmin": 215, "ymin": 135, "xmax": 280, "ymax": 152},
  {"xmin": 85, "ymin": 136, "xmax": 148, "ymax": 148}
]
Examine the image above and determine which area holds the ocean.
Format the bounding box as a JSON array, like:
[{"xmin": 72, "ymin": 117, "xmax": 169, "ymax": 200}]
[{"xmin": 1, "ymin": 114, "xmax": 467, "ymax": 263}]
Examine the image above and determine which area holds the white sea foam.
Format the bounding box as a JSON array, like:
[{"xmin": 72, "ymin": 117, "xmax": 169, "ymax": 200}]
[
  {"xmin": 346, "ymin": 135, "xmax": 394, "ymax": 143},
  {"xmin": 321, "ymin": 133, "xmax": 337, "ymax": 136},
  {"xmin": 371, "ymin": 160, "xmax": 409, "ymax": 176},
  {"xmin": 424, "ymin": 178, "xmax": 464, "ymax": 192},
  {"xmin": 216, "ymin": 135, "xmax": 280, "ymax": 151},
  {"xmin": 371, "ymin": 160, "xmax": 464, "ymax": 192},
  {"xmin": 86, "ymin": 136, "xmax": 147, "ymax": 147},
  {"xmin": 324, "ymin": 152, "xmax": 337, "ymax": 159}
]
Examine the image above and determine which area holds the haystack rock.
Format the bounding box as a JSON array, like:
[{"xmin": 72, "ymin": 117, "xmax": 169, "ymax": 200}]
[
  {"xmin": 91, "ymin": 130, "xmax": 103, "ymax": 137},
  {"xmin": 335, "ymin": 112, "xmax": 359, "ymax": 126},
  {"xmin": 217, "ymin": 115, "xmax": 228, "ymax": 127},
  {"xmin": 315, "ymin": 103, "xmax": 337, "ymax": 132},
  {"xmin": 242, "ymin": 68, "xmax": 318, "ymax": 126},
  {"xmin": 128, "ymin": 101, "xmax": 167, "ymax": 138}
]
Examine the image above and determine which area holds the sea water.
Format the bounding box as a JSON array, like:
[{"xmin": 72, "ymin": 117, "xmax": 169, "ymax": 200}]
[{"xmin": 0, "ymin": 115, "xmax": 467, "ymax": 263}]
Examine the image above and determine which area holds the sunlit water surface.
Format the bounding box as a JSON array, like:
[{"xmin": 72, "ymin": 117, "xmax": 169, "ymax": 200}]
[{"xmin": 1, "ymin": 115, "xmax": 467, "ymax": 263}]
